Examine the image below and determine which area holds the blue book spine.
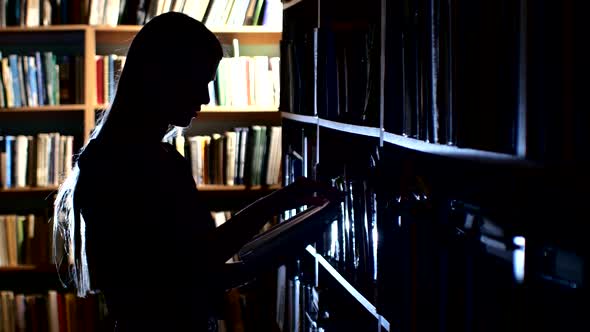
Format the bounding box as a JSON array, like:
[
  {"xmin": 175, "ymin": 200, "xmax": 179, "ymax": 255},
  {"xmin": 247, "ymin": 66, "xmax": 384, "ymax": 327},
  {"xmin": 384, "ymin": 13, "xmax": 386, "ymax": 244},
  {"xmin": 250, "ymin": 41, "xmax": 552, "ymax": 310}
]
[
  {"xmin": 28, "ymin": 57, "xmax": 38, "ymax": 106},
  {"xmin": 8, "ymin": 55, "xmax": 21, "ymax": 107},
  {"xmin": 5, "ymin": 136, "xmax": 15, "ymax": 188},
  {"xmin": 35, "ymin": 52, "xmax": 45, "ymax": 106}
]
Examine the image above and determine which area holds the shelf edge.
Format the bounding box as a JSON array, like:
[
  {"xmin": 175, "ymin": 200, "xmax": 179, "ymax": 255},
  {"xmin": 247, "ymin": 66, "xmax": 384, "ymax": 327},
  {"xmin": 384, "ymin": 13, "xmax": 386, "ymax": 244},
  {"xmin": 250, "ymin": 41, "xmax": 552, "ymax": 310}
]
[
  {"xmin": 281, "ymin": 112, "xmax": 318, "ymax": 125},
  {"xmin": 283, "ymin": 0, "xmax": 305, "ymax": 10},
  {"xmin": 382, "ymin": 131, "xmax": 536, "ymax": 165},
  {"xmin": 306, "ymin": 245, "xmax": 391, "ymax": 331},
  {"xmin": 319, "ymin": 118, "xmax": 381, "ymax": 138},
  {"xmin": 0, "ymin": 105, "xmax": 86, "ymax": 112}
]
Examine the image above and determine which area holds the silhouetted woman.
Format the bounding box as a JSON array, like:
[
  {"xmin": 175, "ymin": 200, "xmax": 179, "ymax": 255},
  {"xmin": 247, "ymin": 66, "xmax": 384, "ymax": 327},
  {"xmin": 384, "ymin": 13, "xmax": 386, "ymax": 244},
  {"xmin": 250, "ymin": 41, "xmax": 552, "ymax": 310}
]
[{"xmin": 53, "ymin": 12, "xmax": 332, "ymax": 332}]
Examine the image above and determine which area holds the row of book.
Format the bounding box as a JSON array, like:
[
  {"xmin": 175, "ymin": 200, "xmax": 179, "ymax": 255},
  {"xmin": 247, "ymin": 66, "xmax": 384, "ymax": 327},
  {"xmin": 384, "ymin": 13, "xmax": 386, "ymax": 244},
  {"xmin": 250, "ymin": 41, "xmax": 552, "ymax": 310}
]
[
  {"xmin": 280, "ymin": 1, "xmax": 381, "ymax": 127},
  {"xmin": 382, "ymin": 0, "xmax": 517, "ymax": 151},
  {"xmin": 88, "ymin": 0, "xmax": 282, "ymax": 27},
  {"xmin": 276, "ymin": 129, "xmax": 379, "ymax": 332},
  {"xmin": 0, "ymin": 290, "xmax": 111, "ymax": 332},
  {"xmin": 281, "ymin": 122, "xmax": 586, "ymax": 331},
  {"xmin": 0, "ymin": 213, "xmax": 51, "ymax": 267},
  {"xmin": 317, "ymin": 135, "xmax": 381, "ymax": 307},
  {"xmin": 96, "ymin": 51, "xmax": 280, "ymax": 109},
  {"xmin": 167, "ymin": 125, "xmax": 281, "ymax": 186},
  {"xmin": 282, "ymin": 0, "xmax": 588, "ymax": 158},
  {"xmin": 95, "ymin": 54, "xmax": 126, "ymax": 106},
  {"xmin": 211, "ymin": 209, "xmax": 280, "ymax": 332},
  {"xmin": 281, "ymin": 28, "xmax": 380, "ymax": 127},
  {"xmin": 210, "ymin": 53, "xmax": 280, "ymax": 108},
  {"xmin": 380, "ymin": 0, "xmax": 587, "ymax": 157},
  {"xmin": 275, "ymin": 262, "xmax": 320, "ymax": 332},
  {"xmin": 0, "ymin": 0, "xmax": 281, "ymax": 27},
  {"xmin": 276, "ymin": 261, "xmax": 379, "ymax": 332},
  {"xmin": 0, "ymin": 133, "xmax": 74, "ymax": 189},
  {"xmin": 0, "ymin": 53, "xmax": 83, "ymax": 108}
]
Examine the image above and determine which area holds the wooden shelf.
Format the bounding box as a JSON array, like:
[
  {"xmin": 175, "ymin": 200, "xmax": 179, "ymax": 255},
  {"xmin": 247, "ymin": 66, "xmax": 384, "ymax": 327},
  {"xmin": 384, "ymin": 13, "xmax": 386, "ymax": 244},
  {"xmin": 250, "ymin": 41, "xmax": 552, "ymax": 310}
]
[
  {"xmin": 0, "ymin": 186, "xmax": 59, "ymax": 193},
  {"xmin": 209, "ymin": 26, "xmax": 282, "ymax": 44},
  {"xmin": 0, "ymin": 187, "xmax": 58, "ymax": 210},
  {"xmin": 97, "ymin": 104, "xmax": 278, "ymax": 111},
  {"xmin": 197, "ymin": 184, "xmax": 280, "ymax": 191},
  {"xmin": 0, "ymin": 187, "xmax": 59, "ymax": 206},
  {"xmin": 96, "ymin": 105, "xmax": 280, "ymax": 121},
  {"xmin": 197, "ymin": 184, "xmax": 281, "ymax": 211},
  {"xmin": 0, "ymin": 105, "xmax": 86, "ymax": 112},
  {"xmin": 199, "ymin": 107, "xmax": 280, "ymax": 121},
  {"xmin": 0, "ymin": 25, "xmax": 281, "ymax": 44},
  {"xmin": 306, "ymin": 245, "xmax": 391, "ymax": 331},
  {"xmin": 0, "ymin": 25, "xmax": 89, "ymax": 32},
  {"xmin": 94, "ymin": 25, "xmax": 139, "ymax": 44},
  {"xmin": 0, "ymin": 185, "xmax": 277, "ymax": 193},
  {"xmin": 94, "ymin": 25, "xmax": 282, "ymax": 44},
  {"xmin": 0, "ymin": 264, "xmax": 56, "ymax": 273},
  {"xmin": 201, "ymin": 106, "xmax": 278, "ymax": 112},
  {"xmin": 92, "ymin": 25, "xmax": 142, "ymax": 33}
]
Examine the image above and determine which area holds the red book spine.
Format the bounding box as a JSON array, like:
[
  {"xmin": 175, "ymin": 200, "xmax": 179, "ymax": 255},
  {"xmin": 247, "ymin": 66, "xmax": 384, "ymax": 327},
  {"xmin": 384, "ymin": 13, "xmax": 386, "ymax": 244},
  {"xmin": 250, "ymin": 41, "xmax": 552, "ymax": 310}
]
[
  {"xmin": 57, "ymin": 293, "xmax": 67, "ymax": 332},
  {"xmin": 96, "ymin": 57, "xmax": 104, "ymax": 105}
]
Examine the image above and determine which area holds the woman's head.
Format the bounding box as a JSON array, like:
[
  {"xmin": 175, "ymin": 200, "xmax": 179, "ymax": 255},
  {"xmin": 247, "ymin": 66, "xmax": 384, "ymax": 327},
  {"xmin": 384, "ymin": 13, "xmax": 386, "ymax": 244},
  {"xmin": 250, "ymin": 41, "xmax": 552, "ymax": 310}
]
[{"xmin": 100, "ymin": 12, "xmax": 223, "ymax": 138}]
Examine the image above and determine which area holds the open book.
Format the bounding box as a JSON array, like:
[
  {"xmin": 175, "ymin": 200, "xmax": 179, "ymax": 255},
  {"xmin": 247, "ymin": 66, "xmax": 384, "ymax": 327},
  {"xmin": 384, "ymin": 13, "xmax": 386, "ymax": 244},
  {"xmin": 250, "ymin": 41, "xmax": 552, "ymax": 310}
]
[{"xmin": 237, "ymin": 199, "xmax": 340, "ymax": 271}]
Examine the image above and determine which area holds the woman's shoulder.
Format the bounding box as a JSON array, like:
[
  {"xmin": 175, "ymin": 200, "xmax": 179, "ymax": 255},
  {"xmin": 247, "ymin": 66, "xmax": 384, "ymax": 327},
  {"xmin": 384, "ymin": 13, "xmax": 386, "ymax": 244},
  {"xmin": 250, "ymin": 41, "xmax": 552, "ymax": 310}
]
[{"xmin": 77, "ymin": 138, "xmax": 195, "ymax": 189}]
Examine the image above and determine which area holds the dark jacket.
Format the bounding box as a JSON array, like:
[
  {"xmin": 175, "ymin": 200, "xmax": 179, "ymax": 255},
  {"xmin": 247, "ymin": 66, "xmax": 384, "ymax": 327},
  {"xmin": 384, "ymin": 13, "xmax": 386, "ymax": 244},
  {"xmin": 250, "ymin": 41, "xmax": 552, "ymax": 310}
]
[{"xmin": 76, "ymin": 138, "xmax": 223, "ymax": 331}]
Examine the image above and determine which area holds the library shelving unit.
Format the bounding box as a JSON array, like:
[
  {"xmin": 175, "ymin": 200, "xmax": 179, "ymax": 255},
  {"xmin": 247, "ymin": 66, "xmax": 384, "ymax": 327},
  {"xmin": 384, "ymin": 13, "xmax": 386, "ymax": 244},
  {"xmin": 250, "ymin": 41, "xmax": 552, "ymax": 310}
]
[
  {"xmin": 280, "ymin": 0, "xmax": 587, "ymax": 332},
  {"xmin": 0, "ymin": 23, "xmax": 282, "ymax": 295},
  {"xmin": 0, "ymin": 24, "xmax": 281, "ymax": 192}
]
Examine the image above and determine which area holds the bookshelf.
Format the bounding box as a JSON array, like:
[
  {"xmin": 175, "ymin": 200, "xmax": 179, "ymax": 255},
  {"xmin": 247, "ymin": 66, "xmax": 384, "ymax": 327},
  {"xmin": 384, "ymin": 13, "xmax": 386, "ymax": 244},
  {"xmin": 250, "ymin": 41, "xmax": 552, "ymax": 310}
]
[
  {"xmin": 0, "ymin": 2, "xmax": 284, "ymax": 330},
  {"xmin": 0, "ymin": 25, "xmax": 282, "ymax": 184},
  {"xmin": 282, "ymin": 112, "xmax": 536, "ymax": 166},
  {"xmin": 280, "ymin": 0, "xmax": 587, "ymax": 331},
  {"xmin": 1, "ymin": 21, "xmax": 282, "ymax": 331}
]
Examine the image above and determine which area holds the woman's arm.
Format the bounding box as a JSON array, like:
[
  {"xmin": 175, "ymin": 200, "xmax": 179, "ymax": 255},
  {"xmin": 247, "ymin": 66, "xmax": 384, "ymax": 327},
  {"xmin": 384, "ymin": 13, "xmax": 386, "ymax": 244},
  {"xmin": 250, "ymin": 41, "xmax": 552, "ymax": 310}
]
[{"xmin": 204, "ymin": 177, "xmax": 342, "ymax": 269}]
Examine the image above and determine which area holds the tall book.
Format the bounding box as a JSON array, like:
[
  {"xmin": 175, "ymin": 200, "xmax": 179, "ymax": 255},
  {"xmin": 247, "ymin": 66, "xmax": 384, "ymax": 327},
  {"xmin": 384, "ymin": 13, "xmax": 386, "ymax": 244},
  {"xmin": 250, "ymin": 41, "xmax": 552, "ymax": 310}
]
[{"xmin": 224, "ymin": 131, "xmax": 237, "ymax": 186}]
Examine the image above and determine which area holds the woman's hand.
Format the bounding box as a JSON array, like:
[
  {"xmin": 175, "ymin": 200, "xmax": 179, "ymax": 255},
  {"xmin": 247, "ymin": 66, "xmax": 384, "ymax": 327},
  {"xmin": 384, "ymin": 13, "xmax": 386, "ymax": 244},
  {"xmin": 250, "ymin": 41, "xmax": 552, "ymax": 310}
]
[{"xmin": 209, "ymin": 176, "xmax": 344, "ymax": 264}]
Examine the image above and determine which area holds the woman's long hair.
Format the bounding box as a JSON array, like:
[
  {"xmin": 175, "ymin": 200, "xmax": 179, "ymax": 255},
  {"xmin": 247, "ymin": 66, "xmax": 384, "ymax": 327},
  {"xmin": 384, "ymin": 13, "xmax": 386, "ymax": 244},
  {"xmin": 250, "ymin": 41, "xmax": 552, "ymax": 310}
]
[{"xmin": 53, "ymin": 12, "xmax": 223, "ymax": 297}]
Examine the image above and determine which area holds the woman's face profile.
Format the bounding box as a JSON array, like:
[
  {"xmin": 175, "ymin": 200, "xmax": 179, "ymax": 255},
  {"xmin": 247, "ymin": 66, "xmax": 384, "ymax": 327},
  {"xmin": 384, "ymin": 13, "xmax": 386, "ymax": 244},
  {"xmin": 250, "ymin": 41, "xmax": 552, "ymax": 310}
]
[{"xmin": 164, "ymin": 60, "xmax": 218, "ymax": 127}]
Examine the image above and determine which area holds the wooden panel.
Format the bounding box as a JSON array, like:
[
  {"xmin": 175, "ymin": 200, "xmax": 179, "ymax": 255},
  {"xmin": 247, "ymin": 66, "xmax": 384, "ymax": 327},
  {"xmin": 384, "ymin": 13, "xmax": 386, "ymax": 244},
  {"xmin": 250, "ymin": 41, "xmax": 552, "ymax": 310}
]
[
  {"xmin": 94, "ymin": 25, "xmax": 281, "ymax": 45},
  {"xmin": 0, "ymin": 105, "xmax": 85, "ymax": 112}
]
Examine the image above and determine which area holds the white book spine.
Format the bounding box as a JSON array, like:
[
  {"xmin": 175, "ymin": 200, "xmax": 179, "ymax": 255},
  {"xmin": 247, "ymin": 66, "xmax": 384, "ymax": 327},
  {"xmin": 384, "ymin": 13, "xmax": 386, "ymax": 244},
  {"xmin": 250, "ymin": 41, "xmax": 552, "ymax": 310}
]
[
  {"xmin": 26, "ymin": 0, "xmax": 41, "ymax": 27},
  {"xmin": 105, "ymin": 0, "xmax": 121, "ymax": 26},
  {"xmin": 64, "ymin": 136, "xmax": 73, "ymax": 179},
  {"xmin": 270, "ymin": 57, "xmax": 281, "ymax": 107},
  {"xmin": 15, "ymin": 135, "xmax": 28, "ymax": 188},
  {"xmin": 225, "ymin": 132, "xmax": 236, "ymax": 186},
  {"xmin": 253, "ymin": 56, "xmax": 273, "ymax": 107},
  {"xmin": 188, "ymin": 136, "xmax": 200, "ymax": 184}
]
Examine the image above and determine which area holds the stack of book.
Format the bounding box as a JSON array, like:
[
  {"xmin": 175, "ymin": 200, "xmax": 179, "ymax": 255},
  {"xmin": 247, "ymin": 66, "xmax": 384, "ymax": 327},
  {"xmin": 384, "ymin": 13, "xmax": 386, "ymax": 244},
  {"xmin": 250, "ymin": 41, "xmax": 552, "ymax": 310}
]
[{"xmin": 0, "ymin": 133, "xmax": 74, "ymax": 189}]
